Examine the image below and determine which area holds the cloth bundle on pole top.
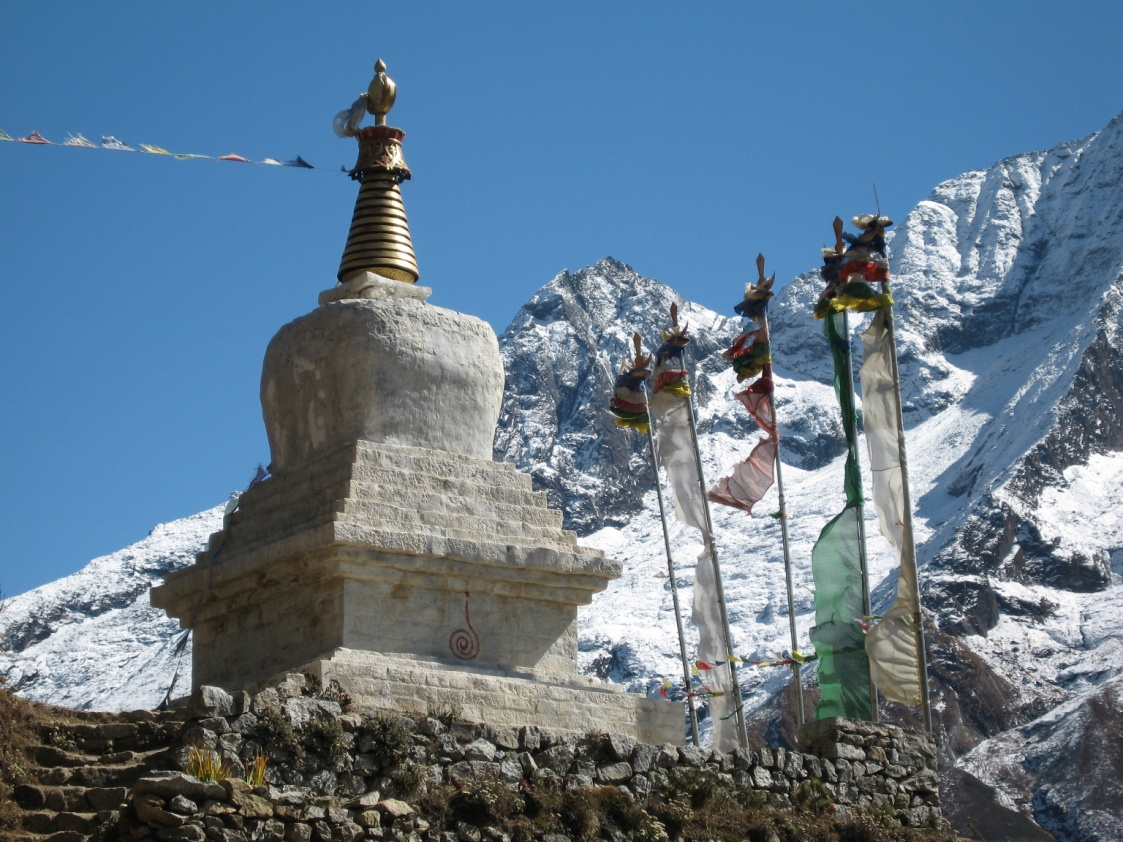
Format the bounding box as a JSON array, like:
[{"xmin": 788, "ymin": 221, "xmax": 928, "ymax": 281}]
[
  {"xmin": 650, "ymin": 305, "xmax": 748, "ymax": 751},
  {"xmin": 609, "ymin": 335, "xmax": 653, "ymax": 433},
  {"xmin": 814, "ymin": 215, "xmax": 894, "ymax": 320}
]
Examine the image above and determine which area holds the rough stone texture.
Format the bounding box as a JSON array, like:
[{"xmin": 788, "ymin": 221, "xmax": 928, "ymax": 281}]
[
  {"xmin": 800, "ymin": 717, "xmax": 940, "ymax": 818},
  {"xmin": 261, "ymin": 297, "xmax": 504, "ymax": 470},
  {"xmin": 305, "ymin": 651, "xmax": 681, "ymax": 745},
  {"xmin": 104, "ymin": 685, "xmax": 941, "ymax": 841}
]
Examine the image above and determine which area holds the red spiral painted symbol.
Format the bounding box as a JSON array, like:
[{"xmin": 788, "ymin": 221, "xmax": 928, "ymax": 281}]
[{"xmin": 449, "ymin": 590, "xmax": 480, "ymax": 660}]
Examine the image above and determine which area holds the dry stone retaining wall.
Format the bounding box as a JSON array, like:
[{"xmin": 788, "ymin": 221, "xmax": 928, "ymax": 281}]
[{"xmin": 109, "ymin": 678, "xmax": 942, "ymax": 840}]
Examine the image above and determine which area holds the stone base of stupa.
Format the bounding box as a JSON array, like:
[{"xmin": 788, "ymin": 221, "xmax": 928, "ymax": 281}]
[
  {"xmin": 152, "ymin": 437, "xmax": 683, "ymax": 744},
  {"xmin": 286, "ymin": 649, "xmax": 680, "ymax": 744}
]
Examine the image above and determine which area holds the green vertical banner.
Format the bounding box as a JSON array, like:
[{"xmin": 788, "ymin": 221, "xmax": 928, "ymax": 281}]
[{"xmin": 809, "ymin": 312, "xmax": 872, "ymax": 719}]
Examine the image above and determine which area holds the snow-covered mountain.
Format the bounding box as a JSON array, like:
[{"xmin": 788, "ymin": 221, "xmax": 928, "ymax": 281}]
[{"xmin": 6, "ymin": 112, "xmax": 1123, "ymax": 840}]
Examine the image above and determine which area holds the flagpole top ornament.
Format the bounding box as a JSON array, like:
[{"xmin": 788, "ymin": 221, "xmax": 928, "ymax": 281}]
[
  {"xmin": 367, "ymin": 59, "xmax": 397, "ymax": 126},
  {"xmin": 662, "ymin": 303, "xmax": 689, "ymax": 345},
  {"xmin": 627, "ymin": 332, "xmax": 652, "ymax": 374},
  {"xmin": 742, "ymin": 253, "xmax": 775, "ymax": 302}
]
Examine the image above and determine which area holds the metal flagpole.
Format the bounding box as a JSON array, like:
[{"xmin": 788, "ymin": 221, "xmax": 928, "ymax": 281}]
[
  {"xmin": 839, "ymin": 309, "xmax": 879, "ymax": 724},
  {"xmin": 612, "ymin": 333, "xmax": 701, "ymax": 745},
  {"xmin": 877, "ymin": 287, "xmax": 934, "ymax": 732},
  {"xmin": 645, "ymin": 423, "xmax": 703, "ymax": 746},
  {"xmin": 663, "ymin": 304, "xmax": 749, "ymax": 749},
  {"xmin": 754, "ymin": 255, "xmax": 807, "ymax": 729},
  {"xmin": 772, "ymin": 441, "xmax": 806, "ymax": 727}
]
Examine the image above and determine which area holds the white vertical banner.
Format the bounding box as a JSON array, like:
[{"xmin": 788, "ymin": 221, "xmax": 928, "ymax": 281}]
[
  {"xmin": 860, "ymin": 309, "xmax": 922, "ymax": 704},
  {"xmin": 651, "ymin": 394, "xmax": 708, "ymax": 532},
  {"xmin": 691, "ymin": 547, "xmax": 738, "ymax": 750},
  {"xmin": 651, "ymin": 392, "xmax": 738, "ymax": 749}
]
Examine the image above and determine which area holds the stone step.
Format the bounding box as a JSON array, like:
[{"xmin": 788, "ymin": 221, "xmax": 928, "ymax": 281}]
[
  {"xmin": 347, "ymin": 472, "xmax": 549, "ymax": 509},
  {"xmin": 232, "ymin": 464, "xmax": 544, "ymax": 533},
  {"xmin": 338, "ymin": 491, "xmax": 564, "ymax": 533},
  {"xmin": 36, "ymin": 714, "xmax": 187, "ymax": 755},
  {"xmin": 236, "ymin": 440, "xmax": 536, "ymax": 517},
  {"xmin": 351, "ymin": 441, "xmax": 534, "ymax": 489},
  {"xmin": 336, "ymin": 501, "xmax": 575, "ymax": 548},
  {"xmin": 220, "ymin": 483, "xmax": 571, "ymax": 565},
  {"xmin": 13, "ymin": 783, "xmax": 128, "ymax": 814},
  {"xmin": 20, "ymin": 809, "xmax": 99, "ymax": 836},
  {"xmin": 31, "ymin": 745, "xmax": 99, "ymax": 769},
  {"xmin": 234, "ymin": 460, "xmax": 355, "ymax": 516},
  {"xmin": 65, "ymin": 762, "xmax": 155, "ymax": 789},
  {"xmin": 349, "ymin": 454, "xmax": 533, "ymax": 494}
]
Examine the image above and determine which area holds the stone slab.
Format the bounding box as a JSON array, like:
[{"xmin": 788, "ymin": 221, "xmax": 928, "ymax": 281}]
[{"xmin": 293, "ymin": 649, "xmax": 684, "ymax": 746}]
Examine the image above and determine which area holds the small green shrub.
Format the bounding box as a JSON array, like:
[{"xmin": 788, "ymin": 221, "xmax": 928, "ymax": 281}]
[
  {"xmin": 792, "ymin": 776, "xmax": 835, "ymax": 811},
  {"xmin": 307, "ymin": 712, "xmax": 348, "ymax": 768},
  {"xmin": 428, "ymin": 701, "xmax": 463, "ymax": 727},
  {"xmin": 0, "ymin": 678, "xmax": 38, "ymax": 829},
  {"xmin": 448, "ymin": 774, "xmax": 526, "ymax": 827},
  {"xmin": 300, "ymin": 674, "xmax": 352, "ymax": 708},
  {"xmin": 41, "ymin": 725, "xmax": 77, "ymax": 752},
  {"xmin": 361, "ymin": 712, "xmax": 412, "ymax": 767},
  {"xmin": 253, "ymin": 707, "xmax": 304, "ymax": 764},
  {"xmin": 390, "ymin": 760, "xmax": 425, "ymax": 797}
]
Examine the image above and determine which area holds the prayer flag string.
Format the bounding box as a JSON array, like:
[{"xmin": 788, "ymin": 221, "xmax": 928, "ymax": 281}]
[{"xmin": 2, "ymin": 128, "xmax": 324, "ymax": 171}]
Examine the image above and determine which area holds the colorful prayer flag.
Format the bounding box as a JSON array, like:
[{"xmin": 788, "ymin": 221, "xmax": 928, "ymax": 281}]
[
  {"xmin": 709, "ymin": 265, "xmax": 779, "ymax": 516},
  {"xmin": 808, "ymin": 311, "xmax": 873, "ymax": 720}
]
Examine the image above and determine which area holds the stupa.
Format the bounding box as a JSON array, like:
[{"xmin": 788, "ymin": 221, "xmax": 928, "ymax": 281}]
[{"xmin": 152, "ymin": 61, "xmax": 681, "ymax": 743}]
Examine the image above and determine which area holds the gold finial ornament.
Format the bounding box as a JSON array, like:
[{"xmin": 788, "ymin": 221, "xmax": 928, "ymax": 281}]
[
  {"xmin": 336, "ymin": 58, "xmax": 420, "ymax": 284},
  {"xmin": 366, "ymin": 59, "xmax": 397, "ymax": 126}
]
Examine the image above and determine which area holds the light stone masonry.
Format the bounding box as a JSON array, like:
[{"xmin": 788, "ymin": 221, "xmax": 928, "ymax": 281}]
[{"xmin": 153, "ymin": 291, "xmax": 681, "ymax": 744}]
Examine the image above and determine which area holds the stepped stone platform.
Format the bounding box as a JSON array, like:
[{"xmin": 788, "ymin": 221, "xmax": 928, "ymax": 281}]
[
  {"xmin": 152, "ymin": 438, "xmax": 682, "ymax": 743},
  {"xmin": 11, "ymin": 708, "xmax": 188, "ymax": 839}
]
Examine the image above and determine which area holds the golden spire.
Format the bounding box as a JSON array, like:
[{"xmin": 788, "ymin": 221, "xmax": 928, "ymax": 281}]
[{"xmin": 336, "ymin": 59, "xmax": 420, "ymax": 284}]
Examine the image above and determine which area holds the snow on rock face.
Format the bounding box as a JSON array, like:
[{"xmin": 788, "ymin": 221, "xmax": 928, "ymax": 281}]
[
  {"xmin": 0, "ymin": 505, "xmax": 221, "ymax": 710},
  {"xmin": 493, "ymin": 257, "xmax": 752, "ymax": 534},
  {"xmin": 4, "ymin": 113, "xmax": 1123, "ymax": 840}
]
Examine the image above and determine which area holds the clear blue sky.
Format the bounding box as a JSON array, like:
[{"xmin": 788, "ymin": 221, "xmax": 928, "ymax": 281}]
[{"xmin": 3, "ymin": 2, "xmax": 1122, "ymax": 598}]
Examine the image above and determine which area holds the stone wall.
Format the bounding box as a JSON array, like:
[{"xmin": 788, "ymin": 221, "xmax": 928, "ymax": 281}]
[{"xmin": 111, "ymin": 677, "xmax": 943, "ymax": 840}]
